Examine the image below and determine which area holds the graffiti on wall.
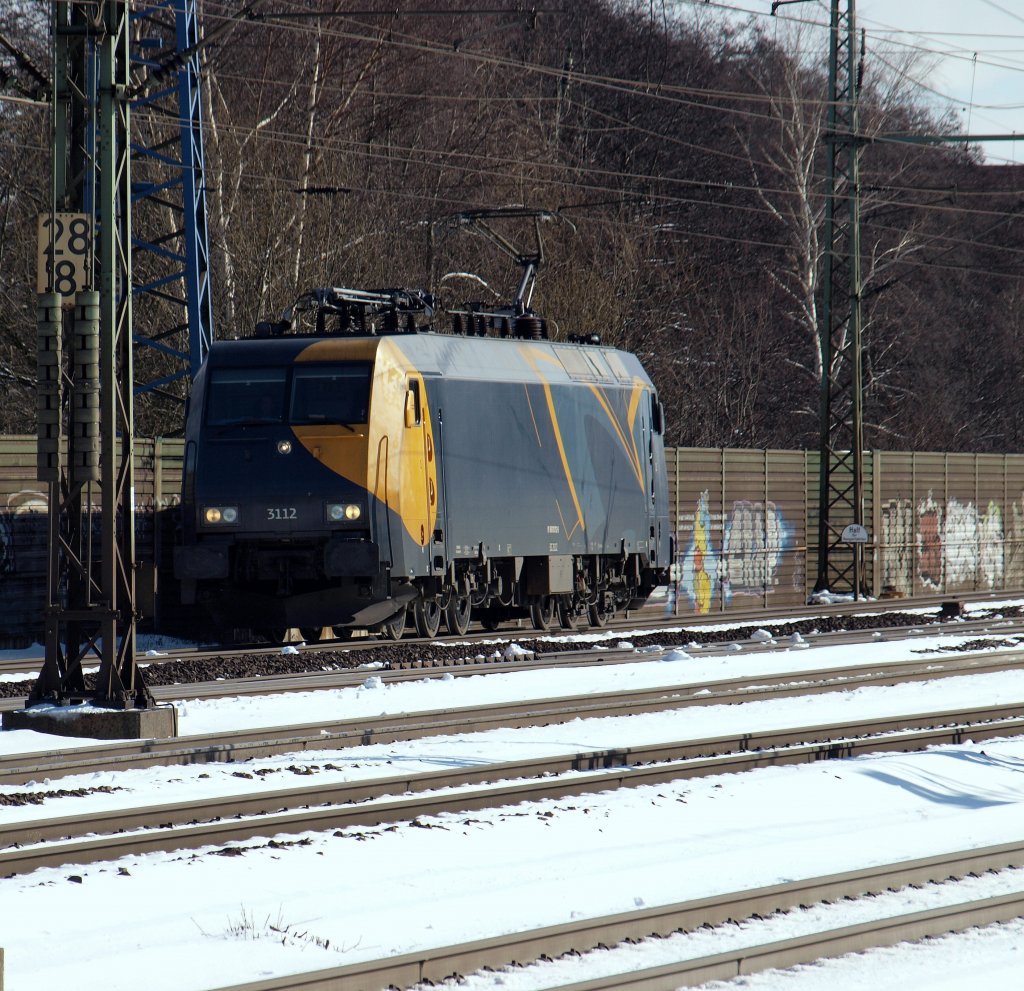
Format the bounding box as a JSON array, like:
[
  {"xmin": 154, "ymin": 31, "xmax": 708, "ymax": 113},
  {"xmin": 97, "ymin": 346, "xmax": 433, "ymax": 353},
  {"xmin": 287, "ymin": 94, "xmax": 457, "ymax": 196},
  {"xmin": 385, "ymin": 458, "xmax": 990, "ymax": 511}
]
[
  {"xmin": 722, "ymin": 500, "xmax": 792, "ymax": 602},
  {"xmin": 880, "ymin": 492, "xmax": 1008, "ymax": 594},
  {"xmin": 679, "ymin": 491, "xmax": 719, "ymax": 614},
  {"xmin": 879, "ymin": 498, "xmax": 914, "ymax": 596},
  {"xmin": 1009, "ymin": 499, "xmax": 1024, "ymax": 589},
  {"xmin": 678, "ymin": 491, "xmax": 792, "ymax": 613}
]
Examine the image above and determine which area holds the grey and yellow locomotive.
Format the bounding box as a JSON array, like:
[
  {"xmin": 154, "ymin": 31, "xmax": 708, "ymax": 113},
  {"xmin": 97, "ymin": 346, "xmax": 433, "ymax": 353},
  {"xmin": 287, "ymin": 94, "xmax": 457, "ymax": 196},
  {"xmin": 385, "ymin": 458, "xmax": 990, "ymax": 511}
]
[{"xmin": 174, "ymin": 287, "xmax": 670, "ymax": 641}]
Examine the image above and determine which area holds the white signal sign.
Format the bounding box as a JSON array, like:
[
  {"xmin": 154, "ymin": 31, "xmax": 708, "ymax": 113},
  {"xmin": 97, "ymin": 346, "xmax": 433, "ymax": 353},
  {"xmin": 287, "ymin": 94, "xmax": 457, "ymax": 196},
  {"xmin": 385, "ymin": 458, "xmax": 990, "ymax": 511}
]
[
  {"xmin": 37, "ymin": 212, "xmax": 90, "ymax": 297},
  {"xmin": 841, "ymin": 523, "xmax": 869, "ymax": 544}
]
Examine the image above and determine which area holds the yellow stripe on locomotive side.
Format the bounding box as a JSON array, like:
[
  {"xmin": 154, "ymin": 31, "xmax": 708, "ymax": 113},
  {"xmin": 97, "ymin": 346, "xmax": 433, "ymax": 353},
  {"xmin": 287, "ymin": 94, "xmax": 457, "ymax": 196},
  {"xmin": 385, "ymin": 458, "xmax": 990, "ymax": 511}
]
[
  {"xmin": 586, "ymin": 383, "xmax": 645, "ymax": 490},
  {"xmin": 519, "ymin": 345, "xmax": 586, "ymax": 536},
  {"xmin": 290, "ymin": 336, "xmax": 438, "ymax": 547}
]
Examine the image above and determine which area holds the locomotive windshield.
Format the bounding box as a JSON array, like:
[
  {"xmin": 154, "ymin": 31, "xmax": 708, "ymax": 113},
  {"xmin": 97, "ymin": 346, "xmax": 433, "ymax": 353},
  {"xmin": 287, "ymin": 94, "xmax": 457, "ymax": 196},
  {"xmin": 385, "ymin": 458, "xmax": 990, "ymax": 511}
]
[
  {"xmin": 289, "ymin": 363, "xmax": 372, "ymax": 425},
  {"xmin": 204, "ymin": 362, "xmax": 373, "ymax": 428},
  {"xmin": 206, "ymin": 368, "xmax": 288, "ymax": 426}
]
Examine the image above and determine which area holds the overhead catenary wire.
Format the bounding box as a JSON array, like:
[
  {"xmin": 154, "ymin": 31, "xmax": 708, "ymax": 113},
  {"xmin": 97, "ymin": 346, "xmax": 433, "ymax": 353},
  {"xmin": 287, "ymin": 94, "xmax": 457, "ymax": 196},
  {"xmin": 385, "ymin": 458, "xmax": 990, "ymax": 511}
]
[
  {"xmin": 163, "ymin": 104, "xmax": 1024, "ymax": 226},
  {"xmin": 189, "ymin": 0, "xmax": 1024, "ymax": 184},
  {"xmin": 190, "ymin": 0, "xmax": 933, "ymax": 121},
  {"xmin": 177, "ymin": 139, "xmax": 1024, "ymax": 281},
  {"xmin": 11, "ymin": 0, "xmax": 1024, "ymax": 285},
  {"xmin": 12, "ymin": 1, "xmax": 1016, "ymax": 234},
  {"xmin": 123, "ymin": 26, "xmax": 1024, "ymax": 282},
  {"xmin": 64, "ymin": 0, "xmax": 984, "ymax": 170},
  {"xmin": 17, "ymin": 0, "xmax": 1024, "ymax": 144},
  {"xmin": 683, "ymin": 0, "xmax": 1024, "ymax": 160},
  {"xmin": 194, "ymin": 64, "xmax": 1019, "ymax": 206}
]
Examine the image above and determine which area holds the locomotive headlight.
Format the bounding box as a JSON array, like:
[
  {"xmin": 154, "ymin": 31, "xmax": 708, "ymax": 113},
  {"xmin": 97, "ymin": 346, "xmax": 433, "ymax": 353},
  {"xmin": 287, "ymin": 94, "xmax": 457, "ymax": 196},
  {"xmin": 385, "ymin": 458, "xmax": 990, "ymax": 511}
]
[
  {"xmin": 327, "ymin": 502, "xmax": 362, "ymax": 522},
  {"xmin": 203, "ymin": 505, "xmax": 239, "ymax": 525},
  {"xmin": 277, "ymin": 440, "xmax": 292, "ymax": 455}
]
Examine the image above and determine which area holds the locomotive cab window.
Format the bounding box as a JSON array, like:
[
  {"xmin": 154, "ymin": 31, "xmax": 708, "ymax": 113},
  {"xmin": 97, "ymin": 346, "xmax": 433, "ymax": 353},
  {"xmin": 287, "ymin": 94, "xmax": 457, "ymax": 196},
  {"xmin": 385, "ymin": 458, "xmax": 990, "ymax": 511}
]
[
  {"xmin": 405, "ymin": 378, "xmax": 422, "ymax": 428},
  {"xmin": 289, "ymin": 363, "xmax": 372, "ymax": 426},
  {"xmin": 206, "ymin": 368, "xmax": 287, "ymax": 426},
  {"xmin": 651, "ymin": 393, "xmax": 665, "ymax": 434}
]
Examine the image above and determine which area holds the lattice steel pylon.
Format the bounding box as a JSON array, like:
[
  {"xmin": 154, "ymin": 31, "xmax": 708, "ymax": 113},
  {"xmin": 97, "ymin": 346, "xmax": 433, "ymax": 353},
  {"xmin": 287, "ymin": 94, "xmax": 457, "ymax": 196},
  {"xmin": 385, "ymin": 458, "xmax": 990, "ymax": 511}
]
[
  {"xmin": 32, "ymin": 0, "xmax": 152, "ymax": 709},
  {"xmin": 814, "ymin": 0, "xmax": 865, "ymax": 595},
  {"xmin": 130, "ymin": 0, "xmax": 214, "ymax": 399}
]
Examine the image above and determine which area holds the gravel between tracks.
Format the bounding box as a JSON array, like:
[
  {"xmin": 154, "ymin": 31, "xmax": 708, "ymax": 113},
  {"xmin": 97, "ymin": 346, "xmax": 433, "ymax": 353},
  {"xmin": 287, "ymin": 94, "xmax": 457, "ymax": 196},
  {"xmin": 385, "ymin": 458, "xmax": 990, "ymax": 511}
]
[{"xmin": 2, "ymin": 607, "xmax": 1020, "ymax": 700}]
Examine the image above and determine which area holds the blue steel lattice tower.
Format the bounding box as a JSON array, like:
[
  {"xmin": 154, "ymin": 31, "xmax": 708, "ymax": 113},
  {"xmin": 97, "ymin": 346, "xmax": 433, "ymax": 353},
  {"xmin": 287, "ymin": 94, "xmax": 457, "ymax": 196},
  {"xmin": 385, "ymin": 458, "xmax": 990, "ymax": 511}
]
[{"xmin": 131, "ymin": 0, "xmax": 214, "ymax": 395}]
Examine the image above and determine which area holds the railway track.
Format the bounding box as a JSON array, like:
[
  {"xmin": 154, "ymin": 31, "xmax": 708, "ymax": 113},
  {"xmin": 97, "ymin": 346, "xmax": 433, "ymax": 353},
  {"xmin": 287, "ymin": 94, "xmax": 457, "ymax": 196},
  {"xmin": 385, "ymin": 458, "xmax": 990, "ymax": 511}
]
[
  {"xmin": 1, "ymin": 593, "xmax": 1021, "ymax": 685},
  {"xmin": 205, "ymin": 842, "xmax": 1024, "ymax": 991},
  {"xmin": 122, "ymin": 635, "xmax": 1024, "ymax": 703},
  {"xmin": 3, "ymin": 607, "xmax": 1024, "ymax": 717},
  {"xmin": 5, "ymin": 701, "xmax": 1024, "ymax": 876},
  {"xmin": 3, "ymin": 647, "xmax": 1024, "ymax": 783}
]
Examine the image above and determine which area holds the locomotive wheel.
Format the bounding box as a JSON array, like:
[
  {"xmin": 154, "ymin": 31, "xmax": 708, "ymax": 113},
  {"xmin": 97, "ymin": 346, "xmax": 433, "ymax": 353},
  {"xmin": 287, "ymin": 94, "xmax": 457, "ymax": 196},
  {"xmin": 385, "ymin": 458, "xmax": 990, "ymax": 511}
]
[
  {"xmin": 379, "ymin": 606, "xmax": 407, "ymax": 641},
  {"xmin": 557, "ymin": 597, "xmax": 584, "ymax": 631},
  {"xmin": 530, "ymin": 596, "xmax": 557, "ymax": 631},
  {"xmin": 299, "ymin": 627, "xmax": 325, "ymax": 643},
  {"xmin": 587, "ymin": 602, "xmax": 611, "ymax": 628},
  {"xmin": 445, "ymin": 595, "xmax": 472, "ymax": 636},
  {"xmin": 477, "ymin": 610, "xmax": 502, "ymax": 632},
  {"xmin": 414, "ymin": 598, "xmax": 442, "ymax": 638}
]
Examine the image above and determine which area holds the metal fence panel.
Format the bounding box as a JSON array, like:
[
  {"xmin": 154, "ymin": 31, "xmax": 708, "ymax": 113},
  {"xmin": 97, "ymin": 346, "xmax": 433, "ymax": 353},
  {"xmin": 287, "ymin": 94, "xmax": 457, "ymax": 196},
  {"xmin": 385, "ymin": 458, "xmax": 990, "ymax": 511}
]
[
  {"xmin": 670, "ymin": 447, "xmax": 1024, "ymax": 616},
  {"xmin": 0, "ymin": 438, "xmax": 49, "ymax": 645},
  {"xmin": 873, "ymin": 450, "xmax": 1024, "ymax": 598},
  {"xmin": 671, "ymin": 448, "xmax": 810, "ymax": 615},
  {"xmin": 0, "ymin": 436, "xmax": 184, "ymax": 647}
]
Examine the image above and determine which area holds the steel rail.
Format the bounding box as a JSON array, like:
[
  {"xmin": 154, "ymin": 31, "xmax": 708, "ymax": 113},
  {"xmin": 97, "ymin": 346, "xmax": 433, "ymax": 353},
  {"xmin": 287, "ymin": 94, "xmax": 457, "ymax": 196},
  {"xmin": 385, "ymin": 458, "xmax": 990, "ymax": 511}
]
[
  {"xmin": 149, "ymin": 641, "xmax": 1024, "ymax": 703},
  {"xmin": 543, "ymin": 894, "xmax": 1024, "ymax": 991},
  {"xmin": 180, "ymin": 621, "xmax": 1024, "ymax": 691},
  {"xmin": 153, "ymin": 629, "xmax": 1023, "ymax": 699},
  {"xmin": 3, "ymin": 649, "xmax": 1024, "ymax": 785},
  {"xmin": 190, "ymin": 844, "xmax": 1024, "ymax": 991},
  {"xmin": 4, "ymin": 705, "xmax": 1024, "ymax": 876}
]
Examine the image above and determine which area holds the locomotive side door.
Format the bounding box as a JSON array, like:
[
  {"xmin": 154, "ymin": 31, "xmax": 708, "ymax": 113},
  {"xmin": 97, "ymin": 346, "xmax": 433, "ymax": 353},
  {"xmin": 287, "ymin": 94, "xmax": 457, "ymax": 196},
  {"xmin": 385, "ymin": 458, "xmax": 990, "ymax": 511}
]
[
  {"xmin": 425, "ymin": 378, "xmax": 448, "ymax": 576},
  {"xmin": 400, "ymin": 374, "xmax": 439, "ymax": 571},
  {"xmin": 640, "ymin": 393, "xmax": 653, "ymax": 557},
  {"xmin": 648, "ymin": 391, "xmax": 669, "ymax": 566}
]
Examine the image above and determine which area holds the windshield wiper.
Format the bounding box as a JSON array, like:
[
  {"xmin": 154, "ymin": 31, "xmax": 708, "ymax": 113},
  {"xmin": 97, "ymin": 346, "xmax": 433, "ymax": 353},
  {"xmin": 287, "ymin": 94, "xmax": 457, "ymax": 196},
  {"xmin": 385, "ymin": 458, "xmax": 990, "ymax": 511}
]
[
  {"xmin": 296, "ymin": 415, "xmax": 356, "ymax": 433},
  {"xmin": 211, "ymin": 417, "xmax": 280, "ymax": 434}
]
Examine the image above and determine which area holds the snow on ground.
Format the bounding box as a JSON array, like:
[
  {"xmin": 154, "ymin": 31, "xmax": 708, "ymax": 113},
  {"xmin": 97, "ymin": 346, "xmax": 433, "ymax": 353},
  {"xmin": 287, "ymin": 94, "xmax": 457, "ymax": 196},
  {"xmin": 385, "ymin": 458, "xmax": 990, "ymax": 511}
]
[{"xmin": 3, "ymin": 615, "xmax": 1024, "ymax": 991}]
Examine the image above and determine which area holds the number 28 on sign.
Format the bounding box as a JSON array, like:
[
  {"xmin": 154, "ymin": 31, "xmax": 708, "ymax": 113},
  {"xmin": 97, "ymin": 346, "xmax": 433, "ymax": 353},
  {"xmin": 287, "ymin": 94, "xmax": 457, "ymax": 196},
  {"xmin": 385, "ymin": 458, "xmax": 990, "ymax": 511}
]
[{"xmin": 36, "ymin": 213, "xmax": 90, "ymax": 297}]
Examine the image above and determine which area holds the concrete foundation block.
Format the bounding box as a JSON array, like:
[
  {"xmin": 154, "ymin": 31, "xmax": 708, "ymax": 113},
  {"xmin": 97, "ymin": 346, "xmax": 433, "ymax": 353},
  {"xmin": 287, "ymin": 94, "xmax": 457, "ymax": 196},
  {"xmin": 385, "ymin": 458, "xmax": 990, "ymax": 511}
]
[{"xmin": 1, "ymin": 703, "xmax": 178, "ymax": 740}]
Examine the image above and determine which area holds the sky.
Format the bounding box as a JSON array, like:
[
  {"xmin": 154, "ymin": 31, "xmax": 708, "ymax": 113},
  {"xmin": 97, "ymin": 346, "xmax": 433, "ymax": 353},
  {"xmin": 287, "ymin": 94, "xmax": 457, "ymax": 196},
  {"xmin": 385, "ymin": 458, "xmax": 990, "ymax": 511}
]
[
  {"xmin": 858, "ymin": 0, "xmax": 1024, "ymax": 163},
  {"xmin": 3, "ymin": 608, "xmax": 1024, "ymax": 990},
  {"xmin": 700, "ymin": 0, "xmax": 1024, "ymax": 164}
]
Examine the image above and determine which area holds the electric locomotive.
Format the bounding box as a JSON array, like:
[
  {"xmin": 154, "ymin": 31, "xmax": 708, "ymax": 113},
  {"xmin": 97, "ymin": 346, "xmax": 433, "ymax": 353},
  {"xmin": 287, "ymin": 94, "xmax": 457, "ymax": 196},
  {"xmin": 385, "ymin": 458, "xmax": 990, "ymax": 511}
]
[{"xmin": 174, "ymin": 286, "xmax": 671, "ymax": 641}]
